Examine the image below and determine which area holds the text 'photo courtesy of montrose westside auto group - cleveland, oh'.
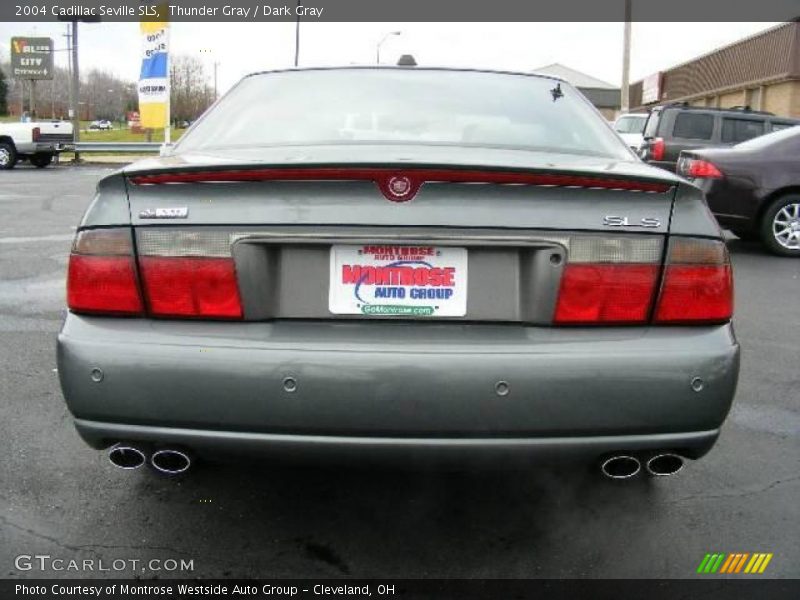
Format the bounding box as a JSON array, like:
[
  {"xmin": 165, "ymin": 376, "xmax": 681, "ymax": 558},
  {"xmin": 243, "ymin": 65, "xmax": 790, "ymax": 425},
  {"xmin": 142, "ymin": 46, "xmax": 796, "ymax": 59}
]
[{"xmin": 0, "ymin": 0, "xmax": 799, "ymax": 599}]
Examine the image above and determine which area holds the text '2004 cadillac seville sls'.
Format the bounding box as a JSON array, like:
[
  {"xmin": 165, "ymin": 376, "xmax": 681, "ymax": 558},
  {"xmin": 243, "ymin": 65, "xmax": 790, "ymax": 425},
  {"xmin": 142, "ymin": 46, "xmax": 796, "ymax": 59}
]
[{"xmin": 57, "ymin": 68, "xmax": 739, "ymax": 479}]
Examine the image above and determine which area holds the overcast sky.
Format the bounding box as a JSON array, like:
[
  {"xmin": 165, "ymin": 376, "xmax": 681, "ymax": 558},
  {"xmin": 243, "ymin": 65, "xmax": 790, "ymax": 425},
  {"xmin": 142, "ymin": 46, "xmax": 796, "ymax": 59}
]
[{"xmin": 0, "ymin": 21, "xmax": 779, "ymax": 93}]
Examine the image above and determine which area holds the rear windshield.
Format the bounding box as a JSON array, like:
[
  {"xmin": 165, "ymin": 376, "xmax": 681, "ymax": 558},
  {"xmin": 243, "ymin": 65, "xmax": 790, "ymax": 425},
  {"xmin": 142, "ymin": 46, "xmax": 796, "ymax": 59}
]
[{"xmin": 176, "ymin": 69, "xmax": 631, "ymax": 159}]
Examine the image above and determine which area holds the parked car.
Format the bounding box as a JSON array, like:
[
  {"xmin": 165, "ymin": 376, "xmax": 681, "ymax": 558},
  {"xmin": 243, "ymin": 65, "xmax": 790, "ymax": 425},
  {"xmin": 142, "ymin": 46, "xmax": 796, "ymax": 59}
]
[
  {"xmin": 89, "ymin": 120, "xmax": 113, "ymax": 131},
  {"xmin": 58, "ymin": 68, "xmax": 739, "ymax": 480},
  {"xmin": 0, "ymin": 120, "xmax": 75, "ymax": 169},
  {"xmin": 640, "ymin": 104, "xmax": 799, "ymax": 172},
  {"xmin": 613, "ymin": 112, "xmax": 648, "ymax": 152},
  {"xmin": 678, "ymin": 125, "xmax": 800, "ymax": 256}
]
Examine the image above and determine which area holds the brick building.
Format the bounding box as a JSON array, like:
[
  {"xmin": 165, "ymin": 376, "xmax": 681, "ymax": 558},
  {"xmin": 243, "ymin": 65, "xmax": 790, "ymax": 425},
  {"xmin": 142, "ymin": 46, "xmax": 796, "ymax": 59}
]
[{"xmin": 631, "ymin": 22, "xmax": 800, "ymax": 118}]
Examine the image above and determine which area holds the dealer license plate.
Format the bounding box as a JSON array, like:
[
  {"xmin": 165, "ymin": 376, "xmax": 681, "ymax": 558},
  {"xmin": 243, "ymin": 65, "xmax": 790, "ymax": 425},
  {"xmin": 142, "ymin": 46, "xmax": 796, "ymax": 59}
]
[{"xmin": 328, "ymin": 244, "xmax": 468, "ymax": 317}]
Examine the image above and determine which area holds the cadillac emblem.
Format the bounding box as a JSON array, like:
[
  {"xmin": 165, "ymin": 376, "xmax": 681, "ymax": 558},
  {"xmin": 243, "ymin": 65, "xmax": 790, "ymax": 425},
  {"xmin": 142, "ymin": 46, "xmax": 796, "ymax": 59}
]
[{"xmin": 386, "ymin": 175, "xmax": 413, "ymax": 200}]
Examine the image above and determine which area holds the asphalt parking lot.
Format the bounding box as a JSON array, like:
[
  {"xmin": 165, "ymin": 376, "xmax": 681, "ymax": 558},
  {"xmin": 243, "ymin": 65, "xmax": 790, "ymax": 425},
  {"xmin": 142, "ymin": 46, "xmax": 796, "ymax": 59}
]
[{"xmin": 1, "ymin": 165, "xmax": 798, "ymax": 580}]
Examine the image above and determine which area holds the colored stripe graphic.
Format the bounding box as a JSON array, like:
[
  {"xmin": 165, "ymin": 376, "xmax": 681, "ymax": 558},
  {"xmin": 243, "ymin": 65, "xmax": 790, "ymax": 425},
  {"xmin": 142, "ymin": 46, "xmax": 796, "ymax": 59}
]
[
  {"xmin": 745, "ymin": 554, "xmax": 760, "ymax": 573},
  {"xmin": 710, "ymin": 554, "xmax": 726, "ymax": 573},
  {"xmin": 719, "ymin": 554, "xmax": 736, "ymax": 573},
  {"xmin": 758, "ymin": 554, "xmax": 773, "ymax": 573},
  {"xmin": 734, "ymin": 553, "xmax": 748, "ymax": 573},
  {"xmin": 698, "ymin": 553, "xmax": 726, "ymax": 573},
  {"xmin": 698, "ymin": 552, "xmax": 773, "ymax": 575},
  {"xmin": 697, "ymin": 554, "xmax": 712, "ymax": 573}
]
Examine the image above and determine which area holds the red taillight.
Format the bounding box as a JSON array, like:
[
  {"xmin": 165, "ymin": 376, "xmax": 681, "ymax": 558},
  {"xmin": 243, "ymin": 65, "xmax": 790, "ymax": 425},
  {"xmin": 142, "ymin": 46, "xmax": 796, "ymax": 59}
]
[
  {"xmin": 67, "ymin": 227, "xmax": 244, "ymax": 320},
  {"xmin": 32, "ymin": 127, "xmax": 40, "ymax": 142},
  {"xmin": 553, "ymin": 236, "xmax": 733, "ymax": 326},
  {"xmin": 553, "ymin": 235, "xmax": 663, "ymax": 325},
  {"xmin": 650, "ymin": 138, "xmax": 665, "ymax": 161},
  {"xmin": 655, "ymin": 238, "xmax": 733, "ymax": 324},
  {"xmin": 138, "ymin": 256, "xmax": 242, "ymax": 319},
  {"xmin": 67, "ymin": 229, "xmax": 143, "ymax": 316},
  {"xmin": 554, "ymin": 264, "xmax": 659, "ymax": 324},
  {"xmin": 683, "ymin": 159, "xmax": 723, "ymax": 179}
]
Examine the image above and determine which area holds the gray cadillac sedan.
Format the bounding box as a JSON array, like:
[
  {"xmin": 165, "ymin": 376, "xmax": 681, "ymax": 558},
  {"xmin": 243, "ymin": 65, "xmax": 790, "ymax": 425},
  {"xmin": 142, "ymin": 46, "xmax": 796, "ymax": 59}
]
[{"xmin": 57, "ymin": 67, "xmax": 739, "ymax": 479}]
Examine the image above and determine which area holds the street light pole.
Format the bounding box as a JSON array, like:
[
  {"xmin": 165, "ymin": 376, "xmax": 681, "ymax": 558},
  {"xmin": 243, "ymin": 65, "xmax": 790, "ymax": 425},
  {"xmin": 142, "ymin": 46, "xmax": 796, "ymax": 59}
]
[
  {"xmin": 71, "ymin": 20, "xmax": 80, "ymax": 161},
  {"xmin": 376, "ymin": 31, "xmax": 401, "ymax": 64},
  {"xmin": 294, "ymin": 0, "xmax": 300, "ymax": 66}
]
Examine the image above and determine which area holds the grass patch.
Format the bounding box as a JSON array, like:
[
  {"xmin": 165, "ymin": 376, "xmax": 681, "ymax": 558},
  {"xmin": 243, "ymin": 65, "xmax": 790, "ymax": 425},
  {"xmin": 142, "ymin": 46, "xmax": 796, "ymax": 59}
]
[
  {"xmin": 0, "ymin": 116, "xmax": 186, "ymax": 143},
  {"xmin": 79, "ymin": 127, "xmax": 187, "ymax": 143}
]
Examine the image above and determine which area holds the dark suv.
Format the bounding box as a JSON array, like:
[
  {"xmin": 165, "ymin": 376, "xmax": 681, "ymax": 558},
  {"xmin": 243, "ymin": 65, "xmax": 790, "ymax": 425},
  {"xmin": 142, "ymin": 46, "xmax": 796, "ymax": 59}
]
[{"xmin": 639, "ymin": 104, "xmax": 799, "ymax": 172}]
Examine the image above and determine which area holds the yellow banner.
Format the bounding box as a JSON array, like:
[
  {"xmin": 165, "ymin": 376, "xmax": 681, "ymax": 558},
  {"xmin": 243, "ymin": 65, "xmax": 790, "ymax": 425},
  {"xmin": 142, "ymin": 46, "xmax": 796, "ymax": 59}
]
[{"xmin": 138, "ymin": 6, "xmax": 169, "ymax": 129}]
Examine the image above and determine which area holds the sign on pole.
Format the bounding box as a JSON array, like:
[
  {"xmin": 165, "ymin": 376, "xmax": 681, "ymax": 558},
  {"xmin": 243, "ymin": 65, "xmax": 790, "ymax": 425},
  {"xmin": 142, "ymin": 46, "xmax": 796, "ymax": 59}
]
[
  {"xmin": 10, "ymin": 37, "xmax": 54, "ymax": 80},
  {"xmin": 642, "ymin": 72, "xmax": 663, "ymax": 105},
  {"xmin": 138, "ymin": 13, "xmax": 170, "ymax": 131}
]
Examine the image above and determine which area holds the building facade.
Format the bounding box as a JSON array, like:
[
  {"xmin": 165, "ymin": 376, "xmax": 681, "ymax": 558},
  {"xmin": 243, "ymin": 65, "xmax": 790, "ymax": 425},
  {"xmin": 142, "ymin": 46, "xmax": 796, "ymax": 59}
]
[{"xmin": 631, "ymin": 22, "xmax": 800, "ymax": 118}]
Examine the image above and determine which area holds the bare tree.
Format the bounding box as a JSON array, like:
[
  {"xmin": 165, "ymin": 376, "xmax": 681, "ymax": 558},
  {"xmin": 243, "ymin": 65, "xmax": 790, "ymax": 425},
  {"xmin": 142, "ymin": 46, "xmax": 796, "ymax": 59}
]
[
  {"xmin": 1, "ymin": 54, "xmax": 210, "ymax": 125},
  {"xmin": 170, "ymin": 55, "xmax": 215, "ymax": 125},
  {"xmin": 82, "ymin": 70, "xmax": 136, "ymax": 122},
  {"xmin": 0, "ymin": 61, "xmax": 135, "ymax": 121}
]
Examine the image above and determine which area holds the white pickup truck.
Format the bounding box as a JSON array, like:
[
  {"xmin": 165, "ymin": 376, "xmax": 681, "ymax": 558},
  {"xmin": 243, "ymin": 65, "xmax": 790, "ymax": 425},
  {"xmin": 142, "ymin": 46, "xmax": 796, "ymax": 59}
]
[{"xmin": 0, "ymin": 120, "xmax": 75, "ymax": 169}]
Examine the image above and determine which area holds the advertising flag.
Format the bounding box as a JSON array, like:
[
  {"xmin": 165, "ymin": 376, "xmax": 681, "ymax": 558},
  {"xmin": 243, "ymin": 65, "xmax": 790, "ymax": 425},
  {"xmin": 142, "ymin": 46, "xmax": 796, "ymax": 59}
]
[{"xmin": 138, "ymin": 10, "xmax": 169, "ymax": 129}]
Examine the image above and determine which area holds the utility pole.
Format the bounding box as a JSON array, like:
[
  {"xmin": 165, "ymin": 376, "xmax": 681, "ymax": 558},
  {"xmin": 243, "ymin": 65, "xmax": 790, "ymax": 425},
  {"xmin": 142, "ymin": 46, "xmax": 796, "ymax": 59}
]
[
  {"xmin": 294, "ymin": 0, "xmax": 301, "ymax": 66},
  {"xmin": 29, "ymin": 80, "xmax": 36, "ymax": 119},
  {"xmin": 620, "ymin": 0, "xmax": 632, "ymax": 114},
  {"xmin": 213, "ymin": 61, "xmax": 219, "ymax": 99},
  {"xmin": 59, "ymin": 14, "xmax": 100, "ymax": 159},
  {"xmin": 64, "ymin": 27, "xmax": 72, "ymax": 120},
  {"xmin": 71, "ymin": 20, "xmax": 80, "ymax": 161}
]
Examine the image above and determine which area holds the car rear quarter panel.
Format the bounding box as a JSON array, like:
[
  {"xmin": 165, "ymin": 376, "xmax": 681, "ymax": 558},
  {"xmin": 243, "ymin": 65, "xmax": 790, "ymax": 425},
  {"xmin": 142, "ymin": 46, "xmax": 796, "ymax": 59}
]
[{"xmin": 79, "ymin": 172, "xmax": 132, "ymax": 227}]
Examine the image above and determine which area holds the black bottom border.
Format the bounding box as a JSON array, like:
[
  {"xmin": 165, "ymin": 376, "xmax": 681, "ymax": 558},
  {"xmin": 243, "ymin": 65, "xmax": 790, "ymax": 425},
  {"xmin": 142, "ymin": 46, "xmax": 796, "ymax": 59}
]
[{"xmin": 3, "ymin": 579, "xmax": 800, "ymax": 600}]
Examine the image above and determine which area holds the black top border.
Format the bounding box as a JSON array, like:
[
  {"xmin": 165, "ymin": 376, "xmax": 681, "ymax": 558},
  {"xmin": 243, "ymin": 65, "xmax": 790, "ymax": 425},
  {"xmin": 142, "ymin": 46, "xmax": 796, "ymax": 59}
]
[{"xmin": 3, "ymin": 0, "xmax": 799, "ymax": 22}]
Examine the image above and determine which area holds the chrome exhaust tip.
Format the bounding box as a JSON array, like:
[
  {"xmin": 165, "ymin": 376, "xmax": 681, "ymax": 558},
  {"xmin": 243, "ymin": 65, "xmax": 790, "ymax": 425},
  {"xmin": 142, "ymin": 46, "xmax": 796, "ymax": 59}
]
[
  {"xmin": 600, "ymin": 455, "xmax": 641, "ymax": 479},
  {"xmin": 108, "ymin": 443, "xmax": 147, "ymax": 470},
  {"xmin": 150, "ymin": 448, "xmax": 192, "ymax": 475},
  {"xmin": 645, "ymin": 453, "xmax": 685, "ymax": 477}
]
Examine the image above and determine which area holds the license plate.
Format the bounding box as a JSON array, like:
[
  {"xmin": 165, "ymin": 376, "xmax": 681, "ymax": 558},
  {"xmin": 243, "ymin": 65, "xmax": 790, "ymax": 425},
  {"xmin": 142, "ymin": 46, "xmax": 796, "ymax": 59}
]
[{"xmin": 329, "ymin": 244, "xmax": 467, "ymax": 317}]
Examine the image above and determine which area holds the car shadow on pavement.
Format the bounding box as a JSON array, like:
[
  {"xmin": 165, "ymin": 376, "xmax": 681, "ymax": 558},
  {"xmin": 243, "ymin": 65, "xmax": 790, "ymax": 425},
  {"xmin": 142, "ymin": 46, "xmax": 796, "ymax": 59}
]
[
  {"xmin": 725, "ymin": 238, "xmax": 770, "ymax": 257},
  {"xmin": 122, "ymin": 458, "xmax": 663, "ymax": 578}
]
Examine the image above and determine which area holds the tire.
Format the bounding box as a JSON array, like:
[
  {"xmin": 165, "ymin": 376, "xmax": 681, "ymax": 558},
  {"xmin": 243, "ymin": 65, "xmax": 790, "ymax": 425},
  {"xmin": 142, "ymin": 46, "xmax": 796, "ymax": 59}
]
[
  {"xmin": 0, "ymin": 141, "xmax": 17, "ymax": 170},
  {"xmin": 29, "ymin": 153, "xmax": 54, "ymax": 168},
  {"xmin": 760, "ymin": 194, "xmax": 800, "ymax": 257}
]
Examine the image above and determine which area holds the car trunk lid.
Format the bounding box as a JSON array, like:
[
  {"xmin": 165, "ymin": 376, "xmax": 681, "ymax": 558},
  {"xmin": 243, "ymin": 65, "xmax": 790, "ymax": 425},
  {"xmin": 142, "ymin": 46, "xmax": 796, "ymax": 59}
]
[{"xmin": 120, "ymin": 146, "xmax": 682, "ymax": 324}]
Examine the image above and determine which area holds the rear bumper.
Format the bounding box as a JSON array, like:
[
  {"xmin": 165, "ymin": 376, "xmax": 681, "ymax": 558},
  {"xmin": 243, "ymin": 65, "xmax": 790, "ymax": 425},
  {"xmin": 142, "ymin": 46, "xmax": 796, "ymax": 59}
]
[
  {"xmin": 18, "ymin": 142, "xmax": 74, "ymax": 154},
  {"xmin": 57, "ymin": 315, "xmax": 740, "ymax": 460},
  {"xmin": 73, "ymin": 420, "xmax": 721, "ymax": 463}
]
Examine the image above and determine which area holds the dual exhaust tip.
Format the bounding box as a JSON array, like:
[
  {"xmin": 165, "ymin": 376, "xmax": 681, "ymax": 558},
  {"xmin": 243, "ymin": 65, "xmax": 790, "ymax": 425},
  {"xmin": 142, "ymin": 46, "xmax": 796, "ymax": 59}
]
[
  {"xmin": 108, "ymin": 443, "xmax": 683, "ymax": 479},
  {"xmin": 601, "ymin": 453, "xmax": 685, "ymax": 480},
  {"xmin": 108, "ymin": 443, "xmax": 191, "ymax": 475}
]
